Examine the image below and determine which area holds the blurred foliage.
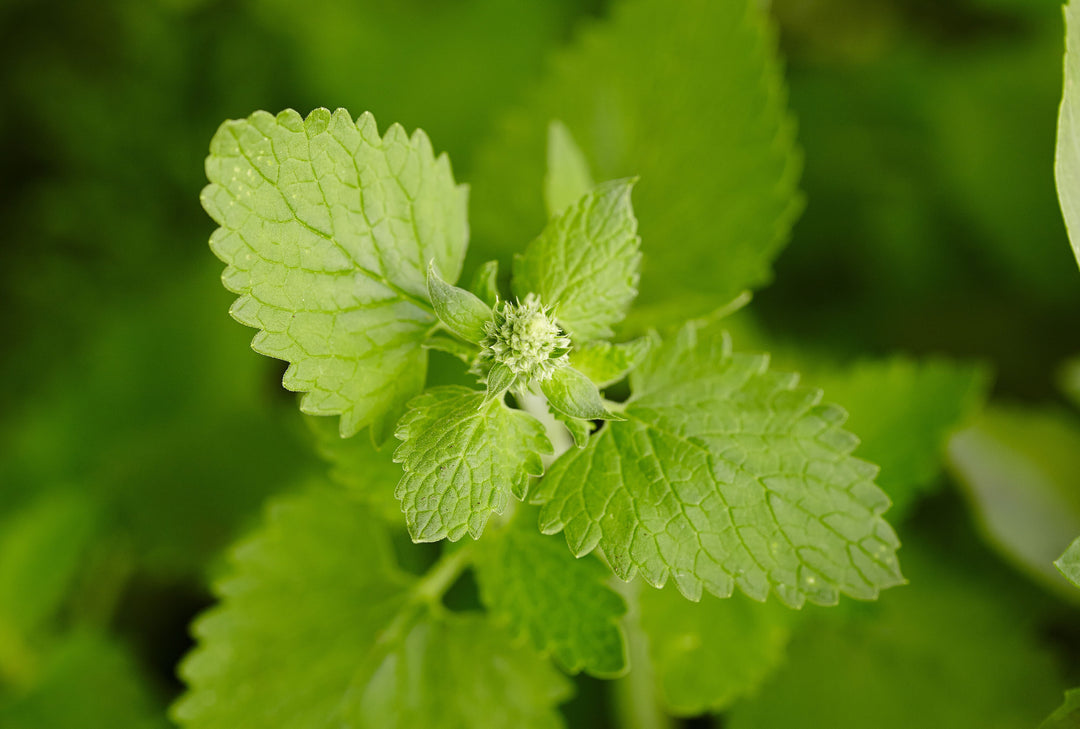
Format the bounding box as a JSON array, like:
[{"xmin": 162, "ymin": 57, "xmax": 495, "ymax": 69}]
[{"xmin": 0, "ymin": 0, "xmax": 1079, "ymax": 726}]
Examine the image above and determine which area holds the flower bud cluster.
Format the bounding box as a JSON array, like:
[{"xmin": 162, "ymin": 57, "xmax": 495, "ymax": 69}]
[{"xmin": 479, "ymin": 294, "xmax": 570, "ymax": 385}]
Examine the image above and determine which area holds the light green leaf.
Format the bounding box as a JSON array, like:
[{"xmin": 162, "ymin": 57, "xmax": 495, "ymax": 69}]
[
  {"xmin": 485, "ymin": 363, "xmax": 517, "ymax": 403},
  {"xmin": 513, "ymin": 179, "xmax": 641, "ymax": 342},
  {"xmin": 174, "ymin": 486, "xmax": 570, "ymax": 729},
  {"xmin": 544, "ymin": 121, "xmax": 594, "ymax": 217},
  {"xmin": 1056, "ymin": 536, "xmax": 1080, "ymax": 588},
  {"xmin": 948, "ymin": 405, "xmax": 1080, "ymax": 600},
  {"xmin": 1057, "ymin": 0, "xmax": 1080, "ymax": 268},
  {"xmin": 428, "ymin": 261, "xmax": 492, "ymax": 343},
  {"xmin": 1041, "ymin": 689, "xmax": 1080, "ymax": 729},
  {"xmin": 1060, "ymin": 355, "xmax": 1080, "ymax": 409},
  {"xmin": 474, "ymin": 508, "xmax": 628, "ymax": 677},
  {"xmin": 540, "ymin": 367, "xmax": 622, "ymax": 422},
  {"xmin": 728, "ymin": 543, "xmax": 1065, "ymax": 729},
  {"xmin": 422, "ymin": 334, "xmax": 476, "ymax": 365},
  {"xmin": 203, "ymin": 108, "xmax": 468, "ymax": 440},
  {"xmin": 807, "ymin": 357, "xmax": 988, "ymax": 520},
  {"xmin": 394, "ymin": 387, "xmax": 553, "ymax": 542},
  {"xmin": 469, "ymin": 260, "xmax": 501, "ymax": 308},
  {"xmin": 535, "ymin": 321, "xmax": 903, "ymax": 606},
  {"xmin": 638, "ymin": 589, "xmax": 792, "ymax": 715},
  {"xmin": 473, "ymin": 0, "xmax": 801, "ymax": 311},
  {"xmin": 1, "ymin": 633, "xmax": 166, "ymax": 729},
  {"xmin": 570, "ymin": 336, "xmax": 657, "ymax": 388}
]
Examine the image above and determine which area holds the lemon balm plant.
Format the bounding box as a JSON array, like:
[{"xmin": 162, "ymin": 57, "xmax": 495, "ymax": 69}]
[{"xmin": 170, "ymin": 102, "xmax": 904, "ymax": 729}]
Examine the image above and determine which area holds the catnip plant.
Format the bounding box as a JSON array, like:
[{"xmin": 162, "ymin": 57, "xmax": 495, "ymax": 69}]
[{"xmin": 172, "ymin": 105, "xmax": 904, "ymax": 728}]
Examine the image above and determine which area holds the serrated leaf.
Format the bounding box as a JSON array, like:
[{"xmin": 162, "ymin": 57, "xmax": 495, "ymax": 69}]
[
  {"xmin": 469, "ymin": 260, "xmax": 501, "ymax": 308},
  {"xmin": 473, "ymin": 0, "xmax": 801, "ymax": 312},
  {"xmin": 727, "ymin": 542, "xmax": 1065, "ymax": 729},
  {"xmin": 534, "ymin": 321, "xmax": 903, "ymax": 607},
  {"xmin": 1056, "ymin": 536, "xmax": 1080, "ymax": 588},
  {"xmin": 474, "ymin": 508, "xmax": 628, "ymax": 677},
  {"xmin": 948, "ymin": 405, "xmax": 1080, "ymax": 600},
  {"xmin": 540, "ymin": 367, "xmax": 622, "ymax": 422},
  {"xmin": 570, "ymin": 336, "xmax": 657, "ymax": 388},
  {"xmin": 512, "ymin": 179, "xmax": 641, "ymax": 342},
  {"xmin": 306, "ymin": 416, "xmax": 404, "ymax": 523},
  {"xmin": 544, "ymin": 121, "xmax": 594, "ymax": 217},
  {"xmin": 638, "ymin": 589, "xmax": 792, "ymax": 715},
  {"xmin": 1057, "ymin": 0, "xmax": 1080, "ymax": 268},
  {"xmin": 203, "ymin": 108, "xmax": 468, "ymax": 440},
  {"xmin": 394, "ymin": 387, "xmax": 553, "ymax": 542},
  {"xmin": 174, "ymin": 486, "xmax": 570, "ymax": 729},
  {"xmin": 428, "ymin": 261, "xmax": 492, "ymax": 343}
]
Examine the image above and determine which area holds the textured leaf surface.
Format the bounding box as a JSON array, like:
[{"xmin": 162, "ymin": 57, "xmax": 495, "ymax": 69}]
[
  {"xmin": 394, "ymin": 387, "xmax": 552, "ymax": 542},
  {"xmin": 535, "ymin": 322, "xmax": 903, "ymax": 606},
  {"xmin": 727, "ymin": 543, "xmax": 1064, "ymax": 729},
  {"xmin": 0, "ymin": 633, "xmax": 166, "ymax": 729},
  {"xmin": 473, "ymin": 0, "xmax": 800, "ymax": 311},
  {"xmin": 570, "ymin": 336, "xmax": 656, "ymax": 388},
  {"xmin": 513, "ymin": 179, "xmax": 641, "ymax": 342},
  {"xmin": 638, "ymin": 589, "xmax": 792, "ymax": 715},
  {"xmin": 808, "ymin": 357, "xmax": 987, "ymax": 520},
  {"xmin": 204, "ymin": 108, "xmax": 468, "ymax": 439},
  {"xmin": 174, "ymin": 486, "xmax": 569, "ymax": 729},
  {"xmin": 1057, "ymin": 0, "xmax": 1080, "ymax": 268},
  {"xmin": 474, "ymin": 509, "xmax": 628, "ymax": 677},
  {"xmin": 948, "ymin": 405, "xmax": 1080, "ymax": 599}
]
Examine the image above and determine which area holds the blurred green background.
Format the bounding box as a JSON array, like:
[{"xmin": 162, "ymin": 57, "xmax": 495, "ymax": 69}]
[{"xmin": 1, "ymin": 0, "xmax": 1079, "ymax": 726}]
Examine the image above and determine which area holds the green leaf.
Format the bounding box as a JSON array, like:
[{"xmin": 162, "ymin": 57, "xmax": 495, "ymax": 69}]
[
  {"xmin": 174, "ymin": 486, "xmax": 570, "ymax": 729},
  {"xmin": 472, "ymin": 0, "xmax": 801, "ymax": 311},
  {"xmin": 948, "ymin": 405, "xmax": 1080, "ymax": 600},
  {"xmin": 1, "ymin": 633, "xmax": 166, "ymax": 729},
  {"xmin": 540, "ymin": 367, "xmax": 622, "ymax": 422},
  {"xmin": 1060, "ymin": 355, "xmax": 1080, "ymax": 409},
  {"xmin": 807, "ymin": 357, "xmax": 988, "ymax": 520},
  {"xmin": 570, "ymin": 336, "xmax": 657, "ymax": 388},
  {"xmin": 544, "ymin": 120, "xmax": 595, "ymax": 217},
  {"xmin": 534, "ymin": 321, "xmax": 903, "ymax": 606},
  {"xmin": 474, "ymin": 508, "xmax": 628, "ymax": 677},
  {"xmin": 428, "ymin": 261, "xmax": 492, "ymax": 343},
  {"xmin": 0, "ymin": 494, "xmax": 97, "ymax": 635},
  {"xmin": 203, "ymin": 108, "xmax": 468, "ymax": 440},
  {"xmin": 394, "ymin": 387, "xmax": 553, "ymax": 542},
  {"xmin": 512, "ymin": 179, "xmax": 641, "ymax": 342},
  {"xmin": 1041, "ymin": 689, "xmax": 1080, "ymax": 729},
  {"xmin": 638, "ymin": 589, "xmax": 793, "ymax": 715},
  {"xmin": 422, "ymin": 334, "xmax": 476, "ymax": 365},
  {"xmin": 1057, "ymin": 0, "xmax": 1080, "ymax": 269},
  {"xmin": 307, "ymin": 416, "xmax": 404, "ymax": 523},
  {"xmin": 1056, "ymin": 536, "xmax": 1080, "ymax": 588},
  {"xmin": 485, "ymin": 362, "xmax": 517, "ymax": 403},
  {"xmin": 469, "ymin": 259, "xmax": 501, "ymax": 308},
  {"xmin": 727, "ymin": 542, "xmax": 1065, "ymax": 729}
]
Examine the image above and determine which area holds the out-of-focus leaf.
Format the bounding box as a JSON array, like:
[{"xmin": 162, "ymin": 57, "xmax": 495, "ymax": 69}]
[
  {"xmin": 948, "ymin": 405, "xmax": 1080, "ymax": 599},
  {"xmin": 1057, "ymin": 0, "xmax": 1080, "ymax": 269}
]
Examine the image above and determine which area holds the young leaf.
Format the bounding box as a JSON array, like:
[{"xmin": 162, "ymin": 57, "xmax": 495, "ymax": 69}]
[
  {"xmin": 544, "ymin": 120, "xmax": 595, "ymax": 217},
  {"xmin": 394, "ymin": 387, "xmax": 553, "ymax": 542},
  {"xmin": 484, "ymin": 362, "xmax": 516, "ymax": 402},
  {"xmin": 203, "ymin": 108, "xmax": 468, "ymax": 440},
  {"xmin": 173, "ymin": 486, "xmax": 570, "ymax": 729},
  {"xmin": 427, "ymin": 261, "xmax": 492, "ymax": 343},
  {"xmin": 638, "ymin": 589, "xmax": 793, "ymax": 715},
  {"xmin": 1057, "ymin": 0, "xmax": 1080, "ymax": 268},
  {"xmin": 513, "ymin": 179, "xmax": 641, "ymax": 342},
  {"xmin": 473, "ymin": 508, "xmax": 628, "ymax": 678},
  {"xmin": 570, "ymin": 336, "xmax": 657, "ymax": 388},
  {"xmin": 422, "ymin": 334, "xmax": 476, "ymax": 365},
  {"xmin": 472, "ymin": 0, "xmax": 801, "ymax": 311},
  {"xmin": 469, "ymin": 260, "xmax": 501, "ymax": 308},
  {"xmin": 540, "ymin": 367, "xmax": 622, "ymax": 421},
  {"xmin": 534, "ymin": 321, "xmax": 904, "ymax": 606}
]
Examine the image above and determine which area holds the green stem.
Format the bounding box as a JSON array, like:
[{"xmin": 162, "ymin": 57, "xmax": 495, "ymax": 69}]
[{"xmin": 611, "ymin": 579, "xmax": 675, "ymax": 729}]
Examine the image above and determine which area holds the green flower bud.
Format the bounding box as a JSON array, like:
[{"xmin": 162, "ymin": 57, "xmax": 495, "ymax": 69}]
[{"xmin": 479, "ymin": 294, "xmax": 571, "ymax": 387}]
